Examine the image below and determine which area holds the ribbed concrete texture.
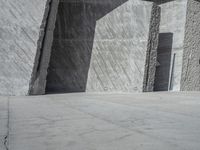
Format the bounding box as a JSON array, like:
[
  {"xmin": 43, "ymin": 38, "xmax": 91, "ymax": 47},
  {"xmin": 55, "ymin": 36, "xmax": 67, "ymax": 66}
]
[
  {"xmin": 0, "ymin": 0, "xmax": 49, "ymax": 95},
  {"xmin": 181, "ymin": 0, "xmax": 200, "ymax": 91},
  {"xmin": 46, "ymin": 0, "xmax": 160, "ymax": 93},
  {"xmin": 156, "ymin": 0, "xmax": 188, "ymax": 91}
]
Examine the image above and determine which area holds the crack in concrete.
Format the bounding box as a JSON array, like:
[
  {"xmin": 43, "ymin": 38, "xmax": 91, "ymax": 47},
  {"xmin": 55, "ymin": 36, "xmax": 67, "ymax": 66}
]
[
  {"xmin": 3, "ymin": 97, "xmax": 9, "ymax": 150},
  {"xmin": 4, "ymin": 135, "xmax": 8, "ymax": 150}
]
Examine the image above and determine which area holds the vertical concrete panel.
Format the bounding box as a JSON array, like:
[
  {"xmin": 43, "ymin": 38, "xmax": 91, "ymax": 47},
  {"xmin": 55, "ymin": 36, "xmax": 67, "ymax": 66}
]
[
  {"xmin": 29, "ymin": 0, "xmax": 59, "ymax": 95},
  {"xmin": 86, "ymin": 0, "xmax": 159, "ymax": 92},
  {"xmin": 158, "ymin": 0, "xmax": 188, "ymax": 91},
  {"xmin": 0, "ymin": 0, "xmax": 49, "ymax": 95},
  {"xmin": 181, "ymin": 0, "xmax": 200, "ymax": 91},
  {"xmin": 143, "ymin": 4, "xmax": 161, "ymax": 92}
]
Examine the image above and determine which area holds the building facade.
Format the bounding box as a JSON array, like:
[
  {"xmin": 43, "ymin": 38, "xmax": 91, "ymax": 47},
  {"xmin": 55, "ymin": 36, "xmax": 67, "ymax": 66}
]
[{"xmin": 0, "ymin": 0, "xmax": 200, "ymax": 95}]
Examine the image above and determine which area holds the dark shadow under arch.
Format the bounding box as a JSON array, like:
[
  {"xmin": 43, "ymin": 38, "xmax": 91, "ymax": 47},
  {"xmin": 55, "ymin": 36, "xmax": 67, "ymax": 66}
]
[{"xmin": 45, "ymin": 0, "xmax": 129, "ymax": 94}]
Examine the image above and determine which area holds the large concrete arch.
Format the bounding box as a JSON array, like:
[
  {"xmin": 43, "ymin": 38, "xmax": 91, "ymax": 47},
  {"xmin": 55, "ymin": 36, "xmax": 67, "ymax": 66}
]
[{"xmin": 43, "ymin": 0, "xmax": 161, "ymax": 94}]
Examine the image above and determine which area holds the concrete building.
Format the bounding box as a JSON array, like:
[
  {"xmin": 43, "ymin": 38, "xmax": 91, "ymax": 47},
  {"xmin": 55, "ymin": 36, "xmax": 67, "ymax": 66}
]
[{"xmin": 0, "ymin": 0, "xmax": 200, "ymax": 96}]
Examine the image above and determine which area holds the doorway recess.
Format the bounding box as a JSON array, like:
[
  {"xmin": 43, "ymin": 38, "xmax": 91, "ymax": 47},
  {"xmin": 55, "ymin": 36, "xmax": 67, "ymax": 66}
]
[{"xmin": 154, "ymin": 33, "xmax": 173, "ymax": 91}]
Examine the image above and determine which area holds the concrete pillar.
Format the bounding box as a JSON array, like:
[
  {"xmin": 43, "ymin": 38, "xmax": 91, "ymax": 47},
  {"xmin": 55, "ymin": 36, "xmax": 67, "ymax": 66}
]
[
  {"xmin": 0, "ymin": 0, "xmax": 52, "ymax": 95},
  {"xmin": 181, "ymin": 0, "xmax": 200, "ymax": 91},
  {"xmin": 29, "ymin": 0, "xmax": 59, "ymax": 95},
  {"xmin": 156, "ymin": 0, "xmax": 188, "ymax": 91}
]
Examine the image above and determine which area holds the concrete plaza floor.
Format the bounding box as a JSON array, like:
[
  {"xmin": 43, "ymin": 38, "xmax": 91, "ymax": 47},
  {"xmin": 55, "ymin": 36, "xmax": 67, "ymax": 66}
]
[{"xmin": 0, "ymin": 92, "xmax": 200, "ymax": 150}]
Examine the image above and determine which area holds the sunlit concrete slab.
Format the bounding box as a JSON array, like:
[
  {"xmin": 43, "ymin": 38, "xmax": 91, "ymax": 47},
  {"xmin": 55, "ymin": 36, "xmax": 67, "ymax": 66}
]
[
  {"xmin": 0, "ymin": 92, "xmax": 200, "ymax": 150},
  {"xmin": 0, "ymin": 0, "xmax": 52, "ymax": 96}
]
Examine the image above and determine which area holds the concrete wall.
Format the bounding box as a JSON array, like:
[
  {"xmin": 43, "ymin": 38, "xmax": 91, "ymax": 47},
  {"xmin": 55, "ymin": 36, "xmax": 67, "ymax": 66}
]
[
  {"xmin": 46, "ymin": 0, "xmax": 160, "ymax": 93},
  {"xmin": 181, "ymin": 0, "xmax": 200, "ymax": 91},
  {"xmin": 157, "ymin": 0, "xmax": 188, "ymax": 91},
  {"xmin": 86, "ymin": 0, "xmax": 160, "ymax": 92},
  {"xmin": 0, "ymin": 0, "xmax": 49, "ymax": 95},
  {"xmin": 143, "ymin": 4, "xmax": 161, "ymax": 92},
  {"xmin": 46, "ymin": 0, "xmax": 99, "ymax": 93},
  {"xmin": 29, "ymin": 0, "xmax": 59, "ymax": 95},
  {"xmin": 3, "ymin": 0, "xmax": 194, "ymax": 95}
]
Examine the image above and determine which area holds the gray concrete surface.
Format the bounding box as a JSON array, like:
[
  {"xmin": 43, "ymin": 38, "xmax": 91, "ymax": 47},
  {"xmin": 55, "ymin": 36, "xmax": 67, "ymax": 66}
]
[
  {"xmin": 157, "ymin": 0, "xmax": 188, "ymax": 91},
  {"xmin": 0, "ymin": 0, "xmax": 160, "ymax": 96},
  {"xmin": 86, "ymin": 0, "xmax": 159, "ymax": 93},
  {"xmin": 0, "ymin": 97, "xmax": 8, "ymax": 150},
  {"xmin": 45, "ymin": 0, "xmax": 160, "ymax": 94},
  {"xmin": 0, "ymin": 0, "xmax": 200, "ymax": 96},
  {"xmin": 181, "ymin": 0, "xmax": 200, "ymax": 91},
  {"xmin": 0, "ymin": 0, "xmax": 48, "ymax": 96},
  {"xmin": 0, "ymin": 92, "xmax": 200, "ymax": 150},
  {"xmin": 29, "ymin": 0, "xmax": 59, "ymax": 95},
  {"xmin": 143, "ymin": 3, "xmax": 160, "ymax": 92}
]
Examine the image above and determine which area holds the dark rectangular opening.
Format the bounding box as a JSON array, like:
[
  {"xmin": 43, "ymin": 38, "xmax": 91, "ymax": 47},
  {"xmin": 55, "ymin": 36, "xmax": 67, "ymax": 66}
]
[{"xmin": 154, "ymin": 33, "xmax": 173, "ymax": 91}]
